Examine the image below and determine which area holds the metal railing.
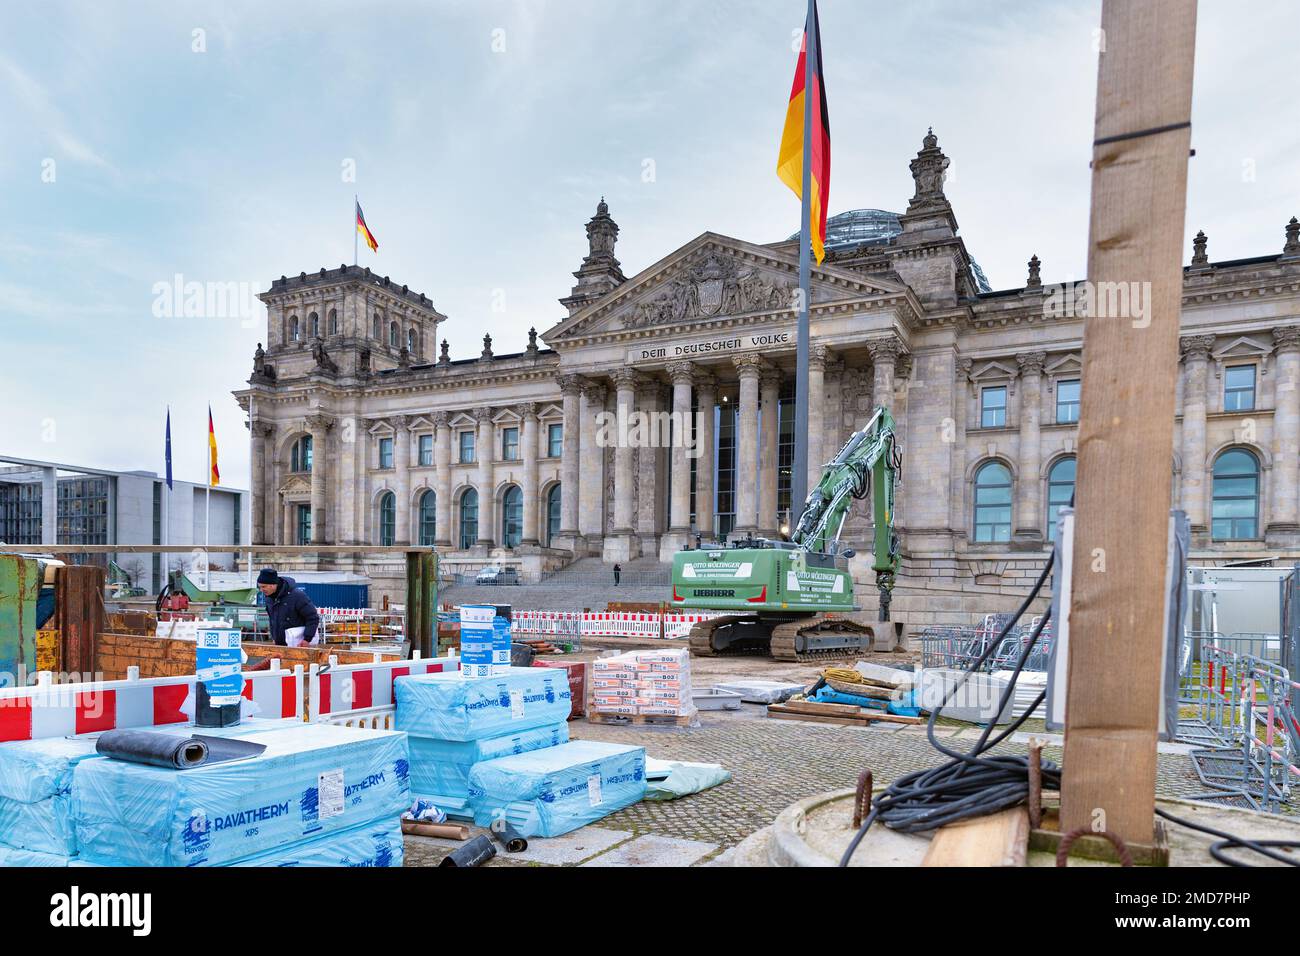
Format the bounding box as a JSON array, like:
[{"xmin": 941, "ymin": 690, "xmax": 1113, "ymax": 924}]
[
  {"xmin": 919, "ymin": 613, "xmax": 1053, "ymax": 673},
  {"xmin": 1177, "ymin": 640, "xmax": 1300, "ymax": 814},
  {"xmin": 443, "ymin": 569, "xmax": 671, "ymax": 588}
]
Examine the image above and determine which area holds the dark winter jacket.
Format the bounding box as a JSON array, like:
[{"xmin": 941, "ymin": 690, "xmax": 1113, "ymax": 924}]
[{"xmin": 264, "ymin": 576, "xmax": 320, "ymax": 646}]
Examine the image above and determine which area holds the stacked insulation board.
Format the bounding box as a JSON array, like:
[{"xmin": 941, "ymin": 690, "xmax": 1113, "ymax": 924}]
[{"xmin": 395, "ymin": 667, "xmax": 573, "ymax": 817}]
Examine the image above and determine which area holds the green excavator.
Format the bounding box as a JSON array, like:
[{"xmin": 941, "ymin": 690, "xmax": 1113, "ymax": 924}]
[{"xmin": 671, "ymin": 406, "xmax": 902, "ymax": 662}]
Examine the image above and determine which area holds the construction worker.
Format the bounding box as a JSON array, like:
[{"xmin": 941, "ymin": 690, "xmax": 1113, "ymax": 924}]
[{"xmin": 256, "ymin": 568, "xmax": 321, "ymax": 647}]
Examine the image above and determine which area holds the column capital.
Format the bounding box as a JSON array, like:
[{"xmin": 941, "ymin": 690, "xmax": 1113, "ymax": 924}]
[
  {"xmin": 693, "ymin": 371, "xmax": 717, "ymax": 393},
  {"xmin": 759, "ymin": 364, "xmax": 783, "ymax": 389},
  {"xmin": 733, "ymin": 354, "xmax": 764, "ymax": 377},
  {"xmin": 1179, "ymin": 334, "xmax": 1216, "ymax": 361},
  {"xmin": 474, "ymin": 406, "xmax": 495, "ymax": 424},
  {"xmin": 557, "ymin": 373, "xmax": 585, "ymax": 396},
  {"xmin": 305, "ymin": 414, "xmax": 335, "ymax": 433},
  {"xmin": 517, "ymin": 401, "xmax": 539, "ymax": 420},
  {"xmin": 389, "ymin": 414, "xmax": 413, "ymax": 433},
  {"xmin": 1273, "ymin": 326, "xmax": 1300, "ymax": 354},
  {"xmin": 582, "ymin": 381, "xmax": 607, "ymax": 404},
  {"xmin": 1016, "ymin": 350, "xmax": 1048, "ymax": 376},
  {"xmin": 253, "ymin": 421, "xmax": 276, "ymax": 439},
  {"xmin": 867, "ymin": 335, "xmax": 906, "ymax": 364},
  {"xmin": 809, "ymin": 345, "xmax": 830, "ymax": 371},
  {"xmin": 430, "ymin": 410, "xmax": 450, "ymax": 429},
  {"xmin": 610, "ymin": 367, "xmax": 643, "ymax": 390},
  {"xmin": 666, "ymin": 361, "xmax": 696, "ymax": 386}
]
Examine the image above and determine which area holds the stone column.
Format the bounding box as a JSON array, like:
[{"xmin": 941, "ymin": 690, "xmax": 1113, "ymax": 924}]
[
  {"xmin": 695, "ymin": 373, "xmax": 717, "ymax": 541},
  {"xmin": 557, "ymin": 375, "xmax": 583, "ymax": 547},
  {"xmin": 432, "ymin": 411, "xmax": 453, "ymax": 548},
  {"xmin": 868, "ymin": 337, "xmax": 902, "ymax": 416},
  {"xmin": 283, "ymin": 501, "xmax": 294, "ymax": 546},
  {"xmin": 1180, "ymin": 335, "xmax": 1215, "ymax": 531},
  {"xmin": 306, "ymin": 414, "xmax": 333, "ymax": 545},
  {"xmin": 1269, "ymin": 326, "xmax": 1300, "ymax": 538},
  {"xmin": 664, "ymin": 363, "xmax": 695, "ymax": 556},
  {"xmin": 605, "ymin": 368, "xmax": 641, "ymax": 561},
  {"xmin": 1013, "ymin": 352, "xmax": 1046, "ymax": 547},
  {"xmin": 578, "ymin": 382, "xmax": 607, "ymax": 548},
  {"xmin": 806, "ymin": 346, "xmax": 827, "ymax": 480},
  {"xmin": 636, "ymin": 380, "xmax": 662, "ymax": 553},
  {"xmin": 251, "ymin": 423, "xmax": 275, "ymax": 544},
  {"xmin": 759, "ymin": 365, "xmax": 782, "ymax": 536},
  {"xmin": 474, "ymin": 407, "xmax": 495, "ymax": 548},
  {"xmin": 733, "ymin": 355, "xmax": 762, "ymax": 536},
  {"xmin": 520, "ymin": 402, "xmax": 540, "ymax": 546},
  {"xmin": 391, "ymin": 415, "xmax": 412, "ymax": 546}
]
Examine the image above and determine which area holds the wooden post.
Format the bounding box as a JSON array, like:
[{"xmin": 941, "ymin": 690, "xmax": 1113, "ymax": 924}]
[
  {"xmin": 1060, "ymin": 0, "xmax": 1197, "ymax": 844},
  {"xmin": 55, "ymin": 564, "xmax": 106, "ymax": 678}
]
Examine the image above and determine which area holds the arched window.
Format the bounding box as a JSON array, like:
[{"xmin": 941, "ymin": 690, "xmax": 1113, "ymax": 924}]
[
  {"xmin": 378, "ymin": 492, "xmax": 395, "ymax": 546},
  {"xmin": 546, "ymin": 484, "xmax": 562, "ymax": 546},
  {"xmin": 973, "ymin": 461, "xmax": 1012, "ymax": 543},
  {"xmin": 1212, "ymin": 449, "xmax": 1260, "ymax": 540},
  {"xmin": 459, "ymin": 489, "xmax": 479, "ymax": 549},
  {"xmin": 289, "ymin": 315, "xmax": 300, "ymax": 341},
  {"xmin": 501, "ymin": 485, "xmax": 523, "ymax": 548},
  {"xmin": 407, "ymin": 328, "xmax": 417, "ymax": 354},
  {"xmin": 290, "ymin": 435, "xmax": 313, "ymax": 473},
  {"xmin": 309, "ymin": 312, "xmax": 319, "ymax": 338},
  {"xmin": 1046, "ymin": 457, "xmax": 1076, "ymax": 541},
  {"xmin": 418, "ymin": 490, "xmax": 436, "ymax": 546},
  {"xmin": 372, "ymin": 314, "xmax": 381, "ymax": 339},
  {"xmin": 328, "ymin": 309, "xmax": 338, "ymax": 336},
  {"xmin": 389, "ymin": 321, "xmax": 400, "ymax": 348}
]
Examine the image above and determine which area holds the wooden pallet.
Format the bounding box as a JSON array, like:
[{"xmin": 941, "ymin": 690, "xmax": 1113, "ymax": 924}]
[
  {"xmin": 767, "ymin": 701, "xmax": 922, "ymax": 727},
  {"xmin": 587, "ymin": 710, "xmax": 694, "ymax": 727}
]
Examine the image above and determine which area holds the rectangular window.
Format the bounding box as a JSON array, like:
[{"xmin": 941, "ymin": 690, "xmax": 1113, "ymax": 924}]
[
  {"xmin": 418, "ymin": 434, "xmax": 433, "ymax": 467},
  {"xmin": 459, "ymin": 431, "xmax": 476, "ymax": 463},
  {"xmin": 1055, "ymin": 379, "xmax": 1081, "ymax": 424},
  {"xmin": 715, "ymin": 402, "xmax": 736, "ymax": 538},
  {"xmin": 502, "ymin": 427, "xmax": 520, "ymax": 461},
  {"xmin": 548, "ymin": 423, "xmax": 563, "ymax": 458},
  {"xmin": 378, "ymin": 437, "xmax": 394, "ymax": 469},
  {"xmin": 777, "ymin": 390, "xmax": 795, "ymax": 523},
  {"xmin": 980, "ymin": 387, "xmax": 1007, "ymax": 429},
  {"xmin": 1224, "ymin": 365, "xmax": 1256, "ymax": 412}
]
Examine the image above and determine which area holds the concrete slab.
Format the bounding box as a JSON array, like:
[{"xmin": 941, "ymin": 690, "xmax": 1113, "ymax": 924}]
[
  {"xmin": 513, "ymin": 826, "xmax": 633, "ymax": 865},
  {"xmin": 581, "ymin": 833, "xmax": 719, "ymax": 867}
]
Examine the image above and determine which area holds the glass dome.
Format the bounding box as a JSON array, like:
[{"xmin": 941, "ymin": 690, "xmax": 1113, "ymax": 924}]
[{"xmin": 788, "ymin": 207, "xmax": 993, "ymax": 293}]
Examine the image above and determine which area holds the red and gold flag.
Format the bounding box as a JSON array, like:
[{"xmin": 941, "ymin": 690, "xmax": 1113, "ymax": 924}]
[
  {"xmin": 208, "ymin": 406, "xmax": 220, "ymax": 486},
  {"xmin": 776, "ymin": 1, "xmax": 831, "ymax": 264},
  {"xmin": 356, "ymin": 201, "xmax": 378, "ymax": 253}
]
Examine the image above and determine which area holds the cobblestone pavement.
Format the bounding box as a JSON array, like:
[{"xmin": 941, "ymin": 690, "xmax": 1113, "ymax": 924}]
[{"xmin": 403, "ymin": 699, "xmax": 1208, "ymax": 866}]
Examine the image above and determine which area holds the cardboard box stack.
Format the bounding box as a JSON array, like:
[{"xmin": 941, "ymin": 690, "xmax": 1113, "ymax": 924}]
[{"xmin": 590, "ymin": 648, "xmax": 695, "ymax": 721}]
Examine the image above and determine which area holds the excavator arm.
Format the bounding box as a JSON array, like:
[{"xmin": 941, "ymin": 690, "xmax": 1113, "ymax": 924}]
[{"xmin": 790, "ymin": 406, "xmax": 901, "ymax": 619}]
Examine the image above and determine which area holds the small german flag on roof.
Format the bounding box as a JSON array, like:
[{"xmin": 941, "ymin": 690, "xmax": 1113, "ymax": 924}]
[{"xmin": 356, "ymin": 200, "xmax": 378, "ymax": 253}]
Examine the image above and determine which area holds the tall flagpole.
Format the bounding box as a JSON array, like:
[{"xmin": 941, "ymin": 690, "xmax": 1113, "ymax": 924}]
[
  {"xmin": 205, "ymin": 419, "xmax": 212, "ymax": 592},
  {"xmin": 354, "ymin": 194, "xmax": 359, "ymax": 266},
  {"xmin": 790, "ymin": 0, "xmax": 817, "ymax": 528}
]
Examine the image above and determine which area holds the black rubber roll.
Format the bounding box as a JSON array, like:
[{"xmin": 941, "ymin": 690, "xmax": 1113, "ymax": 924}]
[
  {"xmin": 95, "ymin": 730, "xmax": 210, "ymax": 769},
  {"xmin": 438, "ymin": 835, "xmax": 497, "ymax": 867},
  {"xmin": 493, "ymin": 822, "xmax": 528, "ymax": 853}
]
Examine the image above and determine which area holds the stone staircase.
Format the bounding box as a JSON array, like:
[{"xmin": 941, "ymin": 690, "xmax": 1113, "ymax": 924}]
[{"xmin": 440, "ymin": 556, "xmax": 673, "ymax": 612}]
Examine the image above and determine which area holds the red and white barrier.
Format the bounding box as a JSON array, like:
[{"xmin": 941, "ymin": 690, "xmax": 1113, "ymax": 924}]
[
  {"xmin": 662, "ymin": 612, "xmax": 723, "ymax": 640},
  {"xmin": 0, "ymin": 664, "xmax": 304, "ymax": 743},
  {"xmin": 308, "ymin": 651, "xmax": 460, "ymax": 723},
  {"xmin": 513, "ymin": 610, "xmax": 582, "ymax": 637}
]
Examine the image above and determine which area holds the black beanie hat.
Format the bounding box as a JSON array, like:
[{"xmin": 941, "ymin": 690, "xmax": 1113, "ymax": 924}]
[{"xmin": 257, "ymin": 568, "xmax": 279, "ymax": 586}]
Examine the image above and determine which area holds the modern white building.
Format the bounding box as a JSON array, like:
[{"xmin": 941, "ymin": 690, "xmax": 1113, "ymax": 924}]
[{"xmin": 0, "ymin": 455, "xmax": 248, "ymax": 593}]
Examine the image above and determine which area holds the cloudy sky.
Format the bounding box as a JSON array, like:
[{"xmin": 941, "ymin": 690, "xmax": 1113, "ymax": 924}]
[{"xmin": 2, "ymin": 0, "xmax": 1296, "ymax": 488}]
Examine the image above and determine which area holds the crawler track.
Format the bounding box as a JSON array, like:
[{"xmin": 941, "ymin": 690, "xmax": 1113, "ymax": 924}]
[{"xmin": 688, "ymin": 614, "xmax": 876, "ymax": 663}]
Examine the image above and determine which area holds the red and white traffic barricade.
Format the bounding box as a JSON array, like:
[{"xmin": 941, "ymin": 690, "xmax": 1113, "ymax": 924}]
[
  {"xmin": 308, "ymin": 651, "xmax": 460, "ymax": 728},
  {"xmin": 581, "ymin": 611, "xmax": 664, "ymax": 639},
  {"xmin": 662, "ymin": 611, "xmax": 721, "ymax": 640},
  {"xmin": 0, "ymin": 663, "xmax": 304, "ymax": 743}
]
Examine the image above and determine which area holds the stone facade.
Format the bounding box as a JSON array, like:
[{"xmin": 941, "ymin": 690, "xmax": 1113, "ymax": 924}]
[{"xmin": 235, "ymin": 134, "xmax": 1300, "ymax": 616}]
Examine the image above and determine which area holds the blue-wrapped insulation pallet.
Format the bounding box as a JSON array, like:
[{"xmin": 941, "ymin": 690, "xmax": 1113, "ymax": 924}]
[
  {"xmin": 395, "ymin": 667, "xmax": 572, "ymax": 741},
  {"xmin": 407, "ymin": 721, "xmax": 569, "ymax": 805},
  {"xmin": 468, "ymin": 740, "xmax": 646, "ymax": 838},
  {"xmin": 0, "ymin": 717, "xmax": 300, "ymax": 864},
  {"xmin": 70, "ymin": 723, "xmax": 411, "ymax": 867}
]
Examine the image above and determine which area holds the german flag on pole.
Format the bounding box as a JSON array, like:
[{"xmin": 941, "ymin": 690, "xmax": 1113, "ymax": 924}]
[
  {"xmin": 777, "ymin": 0, "xmax": 831, "ymax": 264},
  {"xmin": 356, "ymin": 201, "xmax": 379, "ymax": 253},
  {"xmin": 208, "ymin": 405, "xmax": 220, "ymax": 486}
]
